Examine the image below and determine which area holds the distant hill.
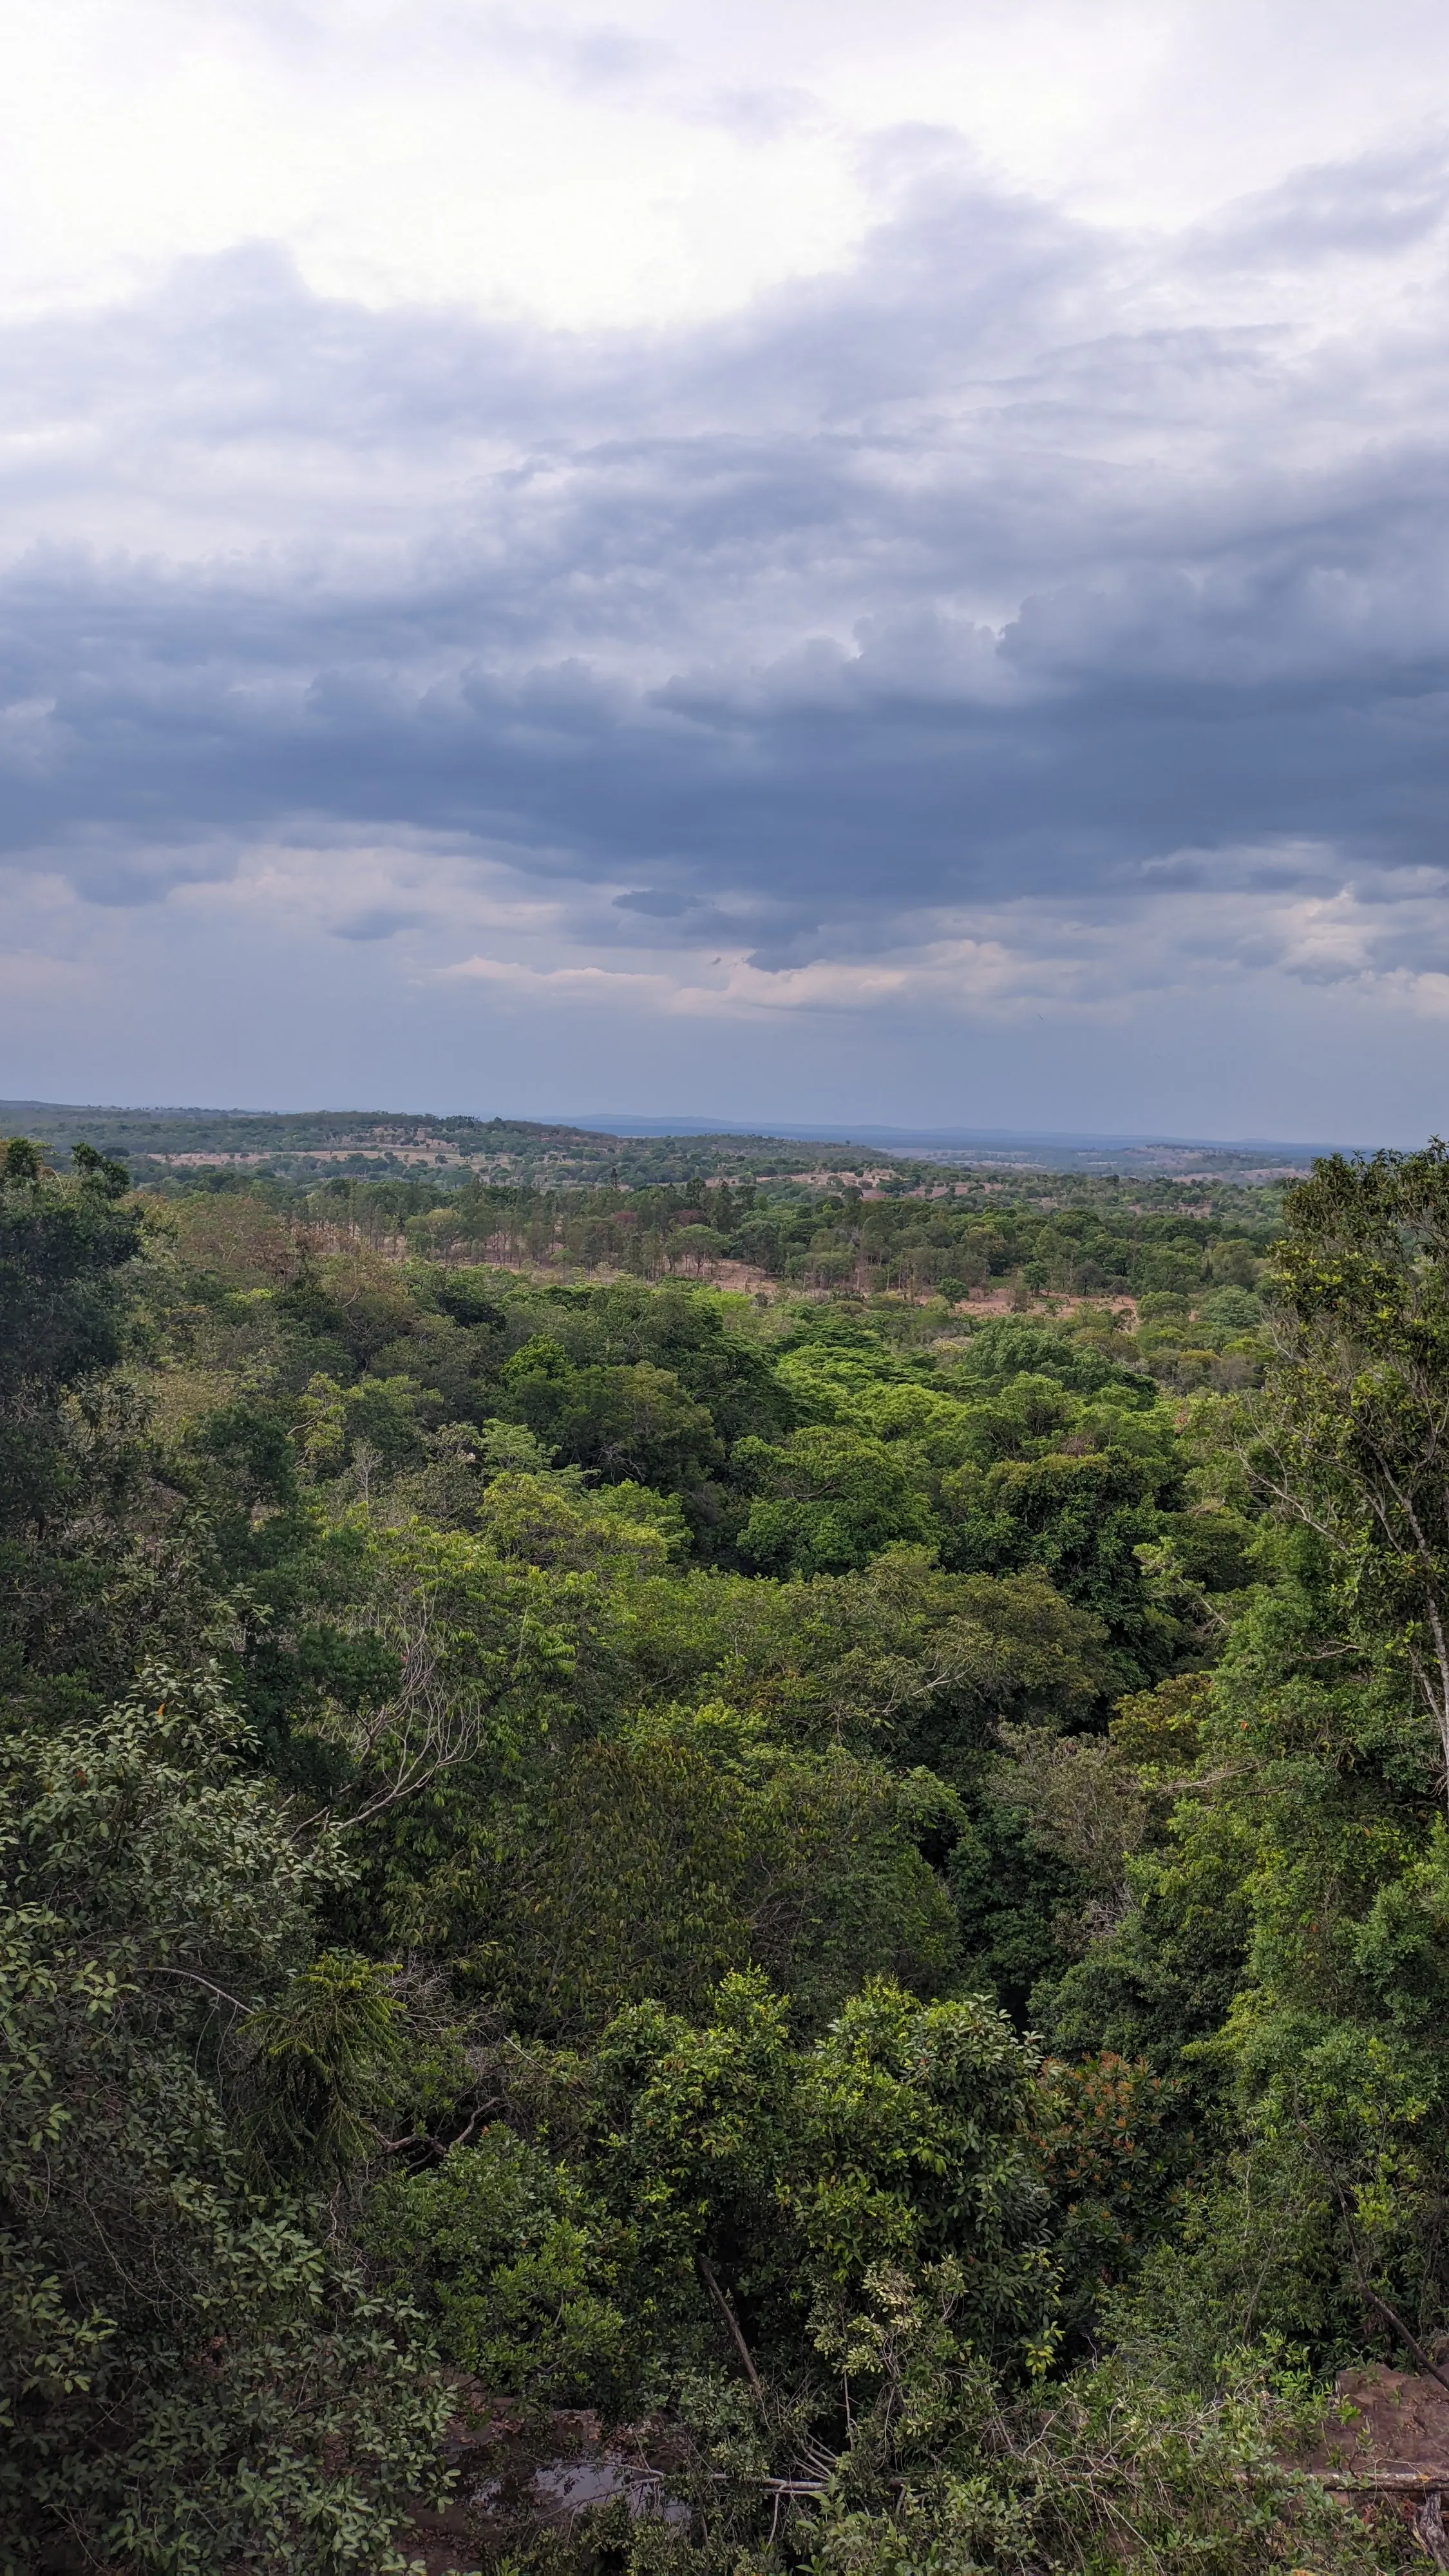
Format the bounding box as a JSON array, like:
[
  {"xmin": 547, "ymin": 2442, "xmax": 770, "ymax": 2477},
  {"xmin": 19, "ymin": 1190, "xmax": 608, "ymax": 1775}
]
[
  {"xmin": 0, "ymin": 1098, "xmax": 1341, "ymax": 1188},
  {"xmin": 562, "ymin": 1113, "xmax": 1344, "ymax": 1177},
  {"xmin": 0, "ymin": 1101, "xmax": 854, "ymax": 1190}
]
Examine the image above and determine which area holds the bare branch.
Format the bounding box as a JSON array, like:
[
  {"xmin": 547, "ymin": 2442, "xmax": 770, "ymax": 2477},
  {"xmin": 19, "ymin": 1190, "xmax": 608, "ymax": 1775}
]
[
  {"xmin": 140, "ymin": 1965, "xmax": 254, "ymax": 2015},
  {"xmin": 1358, "ymin": 2286, "xmax": 1449, "ymax": 2400},
  {"xmin": 696, "ymin": 2253, "xmax": 765, "ymax": 2404}
]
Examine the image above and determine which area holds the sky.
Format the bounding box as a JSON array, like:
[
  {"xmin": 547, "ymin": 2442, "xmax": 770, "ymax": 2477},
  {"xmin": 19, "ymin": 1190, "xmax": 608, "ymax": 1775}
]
[{"xmin": 3, "ymin": 1, "xmax": 1449, "ymax": 1139}]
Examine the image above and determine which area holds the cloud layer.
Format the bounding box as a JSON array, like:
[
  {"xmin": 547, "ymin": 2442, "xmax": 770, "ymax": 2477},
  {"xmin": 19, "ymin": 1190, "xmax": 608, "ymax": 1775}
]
[{"xmin": 3, "ymin": 41, "xmax": 1449, "ymax": 1130}]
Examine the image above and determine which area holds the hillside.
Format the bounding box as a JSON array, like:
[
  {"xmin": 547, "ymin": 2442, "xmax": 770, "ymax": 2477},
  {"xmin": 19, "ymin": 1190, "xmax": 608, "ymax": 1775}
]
[{"xmin": 1, "ymin": 1097, "xmax": 1331, "ymax": 1197}]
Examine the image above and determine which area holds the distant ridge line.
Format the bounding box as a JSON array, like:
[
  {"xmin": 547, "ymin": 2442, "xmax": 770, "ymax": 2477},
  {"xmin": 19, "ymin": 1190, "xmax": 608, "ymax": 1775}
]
[
  {"xmin": 562, "ymin": 1115, "xmax": 1349, "ymax": 1153},
  {"xmin": 0, "ymin": 1099, "xmax": 1352, "ymax": 1158}
]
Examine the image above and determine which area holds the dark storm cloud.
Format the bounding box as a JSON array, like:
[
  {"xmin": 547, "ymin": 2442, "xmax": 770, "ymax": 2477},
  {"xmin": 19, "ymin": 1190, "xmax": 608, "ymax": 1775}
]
[{"xmin": 3, "ymin": 140, "xmax": 1449, "ymax": 965}]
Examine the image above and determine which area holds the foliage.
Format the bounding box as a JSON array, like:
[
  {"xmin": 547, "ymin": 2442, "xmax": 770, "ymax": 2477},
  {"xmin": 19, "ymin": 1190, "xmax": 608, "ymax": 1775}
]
[
  {"xmin": 379, "ymin": 1970, "xmax": 1059, "ymax": 2416},
  {"xmin": 0, "ymin": 1662, "xmax": 448, "ymax": 2571},
  {"xmin": 15, "ymin": 1128, "xmax": 1449, "ymax": 2570},
  {"xmin": 1258, "ymin": 1139, "xmax": 1449, "ymax": 1782},
  {"xmin": 407, "ymin": 1709, "xmax": 960, "ymax": 2038}
]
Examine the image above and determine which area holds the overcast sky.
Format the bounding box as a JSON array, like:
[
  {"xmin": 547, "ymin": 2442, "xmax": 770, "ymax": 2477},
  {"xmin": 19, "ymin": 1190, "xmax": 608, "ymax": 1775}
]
[{"xmin": 3, "ymin": 0, "xmax": 1449, "ymax": 1137}]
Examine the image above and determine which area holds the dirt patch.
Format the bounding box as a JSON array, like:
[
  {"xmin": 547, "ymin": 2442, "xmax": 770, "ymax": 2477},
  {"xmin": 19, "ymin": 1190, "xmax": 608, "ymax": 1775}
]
[
  {"xmin": 1294, "ymin": 2364, "xmax": 1449, "ymax": 2566},
  {"xmin": 938, "ymin": 1290, "xmax": 1139, "ymax": 1323},
  {"xmin": 401, "ymin": 2403, "xmax": 689, "ymax": 2574},
  {"xmin": 406, "ymin": 2363, "xmax": 1449, "ymax": 2573},
  {"xmin": 1300, "ymin": 2363, "xmax": 1449, "ymax": 2489}
]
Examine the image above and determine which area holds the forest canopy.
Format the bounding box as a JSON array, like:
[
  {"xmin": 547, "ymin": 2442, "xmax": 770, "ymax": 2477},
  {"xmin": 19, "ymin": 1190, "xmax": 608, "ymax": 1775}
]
[{"xmin": 3, "ymin": 1130, "xmax": 1446, "ymax": 2573}]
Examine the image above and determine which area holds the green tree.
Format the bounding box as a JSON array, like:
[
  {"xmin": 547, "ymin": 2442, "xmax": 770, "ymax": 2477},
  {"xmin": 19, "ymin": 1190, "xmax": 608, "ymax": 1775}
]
[
  {"xmin": 1259, "ymin": 1141, "xmax": 1449, "ymax": 1795},
  {"xmin": 0, "ymin": 1141, "xmax": 192, "ymax": 1720},
  {"xmin": 736, "ymin": 1426, "xmax": 938, "ymax": 1574},
  {"xmin": 0, "ymin": 1666, "xmax": 448, "ymax": 2571},
  {"xmin": 423, "ymin": 1702, "xmax": 960, "ymax": 2038},
  {"xmin": 942, "ymin": 1444, "xmax": 1178, "ymax": 1689},
  {"xmin": 384, "ymin": 1971, "xmax": 1057, "ymax": 2418},
  {"xmin": 0, "ymin": 1138, "xmax": 140, "ymax": 1535}
]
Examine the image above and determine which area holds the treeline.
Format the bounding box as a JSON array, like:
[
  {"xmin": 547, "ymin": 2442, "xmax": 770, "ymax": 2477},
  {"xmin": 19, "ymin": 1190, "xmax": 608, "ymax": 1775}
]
[
  {"xmin": 400, "ymin": 1175, "xmax": 1274, "ymax": 1302},
  {"xmin": 4, "ymin": 1130, "xmax": 1446, "ymax": 2571},
  {"xmin": 164, "ymin": 1164, "xmax": 1278, "ymax": 1386}
]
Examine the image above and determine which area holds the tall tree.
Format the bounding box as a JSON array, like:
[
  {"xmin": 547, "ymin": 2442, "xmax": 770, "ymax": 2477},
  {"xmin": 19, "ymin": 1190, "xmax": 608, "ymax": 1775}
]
[{"xmin": 1260, "ymin": 1141, "xmax": 1449, "ymax": 1798}]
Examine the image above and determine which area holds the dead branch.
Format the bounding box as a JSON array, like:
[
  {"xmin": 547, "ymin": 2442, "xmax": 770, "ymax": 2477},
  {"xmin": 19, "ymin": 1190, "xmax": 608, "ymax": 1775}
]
[{"xmin": 696, "ymin": 2253, "xmax": 765, "ymax": 2403}]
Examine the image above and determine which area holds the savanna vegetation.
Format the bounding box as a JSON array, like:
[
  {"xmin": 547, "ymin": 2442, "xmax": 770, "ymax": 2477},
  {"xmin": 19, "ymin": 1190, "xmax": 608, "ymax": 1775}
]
[
  {"xmin": 1, "ymin": 1097, "xmax": 1310, "ymax": 1193},
  {"xmin": 138, "ymin": 1151, "xmax": 1283, "ymax": 1338},
  {"xmin": 5, "ymin": 1129, "xmax": 1448, "ymax": 2573}
]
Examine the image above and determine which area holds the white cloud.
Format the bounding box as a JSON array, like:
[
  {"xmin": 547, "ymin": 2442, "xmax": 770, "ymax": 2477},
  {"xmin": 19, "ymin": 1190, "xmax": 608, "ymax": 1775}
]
[{"xmin": 7, "ymin": 2, "xmax": 1449, "ymax": 332}]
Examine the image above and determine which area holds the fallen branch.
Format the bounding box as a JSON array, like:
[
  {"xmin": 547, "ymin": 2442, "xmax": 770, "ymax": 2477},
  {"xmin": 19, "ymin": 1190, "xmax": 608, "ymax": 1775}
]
[
  {"xmin": 696, "ymin": 2253, "xmax": 764, "ymax": 2403},
  {"xmin": 140, "ymin": 1965, "xmax": 253, "ymax": 2015},
  {"xmin": 1359, "ymin": 2286, "xmax": 1449, "ymax": 2400},
  {"xmin": 1318, "ymin": 2470, "xmax": 1449, "ymax": 2492}
]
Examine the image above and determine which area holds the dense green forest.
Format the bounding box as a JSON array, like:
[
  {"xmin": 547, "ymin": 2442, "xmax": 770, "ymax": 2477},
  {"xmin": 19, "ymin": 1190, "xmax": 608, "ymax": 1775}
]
[{"xmin": 8, "ymin": 1132, "xmax": 1449, "ymax": 2571}]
